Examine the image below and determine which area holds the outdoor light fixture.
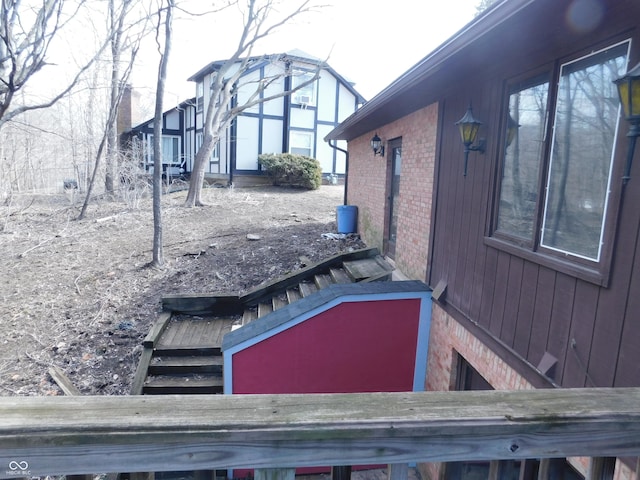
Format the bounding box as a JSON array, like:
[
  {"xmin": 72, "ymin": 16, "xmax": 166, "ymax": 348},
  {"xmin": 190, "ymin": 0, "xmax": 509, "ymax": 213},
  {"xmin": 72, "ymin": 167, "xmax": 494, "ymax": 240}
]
[
  {"xmin": 455, "ymin": 104, "xmax": 486, "ymax": 176},
  {"xmin": 614, "ymin": 61, "xmax": 640, "ymax": 184},
  {"xmin": 505, "ymin": 111, "xmax": 520, "ymax": 149},
  {"xmin": 370, "ymin": 133, "xmax": 385, "ymax": 157}
]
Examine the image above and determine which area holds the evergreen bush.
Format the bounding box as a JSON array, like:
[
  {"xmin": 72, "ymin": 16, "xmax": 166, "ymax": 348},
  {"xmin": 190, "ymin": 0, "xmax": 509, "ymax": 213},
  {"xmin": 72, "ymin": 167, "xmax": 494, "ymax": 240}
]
[{"xmin": 258, "ymin": 153, "xmax": 322, "ymax": 190}]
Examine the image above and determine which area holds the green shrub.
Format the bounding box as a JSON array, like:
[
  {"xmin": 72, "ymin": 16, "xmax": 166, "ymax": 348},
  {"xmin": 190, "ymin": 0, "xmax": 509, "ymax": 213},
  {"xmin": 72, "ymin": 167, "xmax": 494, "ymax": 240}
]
[{"xmin": 258, "ymin": 153, "xmax": 322, "ymax": 190}]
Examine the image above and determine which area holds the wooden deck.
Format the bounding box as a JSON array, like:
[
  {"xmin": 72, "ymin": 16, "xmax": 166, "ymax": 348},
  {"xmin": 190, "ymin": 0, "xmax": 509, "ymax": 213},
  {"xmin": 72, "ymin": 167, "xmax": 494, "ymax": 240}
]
[{"xmin": 1, "ymin": 388, "xmax": 640, "ymax": 477}]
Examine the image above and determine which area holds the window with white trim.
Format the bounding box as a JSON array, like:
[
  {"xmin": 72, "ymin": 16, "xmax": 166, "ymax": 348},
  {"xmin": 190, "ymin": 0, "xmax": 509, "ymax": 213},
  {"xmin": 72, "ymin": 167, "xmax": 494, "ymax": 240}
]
[
  {"xmin": 493, "ymin": 41, "xmax": 630, "ymax": 268},
  {"xmin": 196, "ymin": 132, "xmax": 219, "ymax": 163},
  {"xmin": 289, "ymin": 131, "xmax": 314, "ymax": 157},
  {"xmin": 291, "ymin": 70, "xmax": 317, "ymax": 106},
  {"xmin": 147, "ymin": 135, "xmax": 181, "ymax": 166},
  {"xmin": 196, "ymin": 82, "xmax": 204, "ymax": 112}
]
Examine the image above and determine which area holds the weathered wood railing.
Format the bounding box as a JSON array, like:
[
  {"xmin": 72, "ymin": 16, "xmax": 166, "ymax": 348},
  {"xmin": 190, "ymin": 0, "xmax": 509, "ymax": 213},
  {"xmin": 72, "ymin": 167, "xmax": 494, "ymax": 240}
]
[{"xmin": 1, "ymin": 388, "xmax": 639, "ymax": 479}]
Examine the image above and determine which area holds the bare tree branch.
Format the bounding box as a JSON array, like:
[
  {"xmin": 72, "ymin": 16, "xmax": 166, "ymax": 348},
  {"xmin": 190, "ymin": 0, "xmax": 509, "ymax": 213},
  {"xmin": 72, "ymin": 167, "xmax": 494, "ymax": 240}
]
[
  {"xmin": 184, "ymin": 0, "xmax": 327, "ymax": 207},
  {"xmin": 0, "ymin": 0, "xmax": 117, "ymax": 127}
]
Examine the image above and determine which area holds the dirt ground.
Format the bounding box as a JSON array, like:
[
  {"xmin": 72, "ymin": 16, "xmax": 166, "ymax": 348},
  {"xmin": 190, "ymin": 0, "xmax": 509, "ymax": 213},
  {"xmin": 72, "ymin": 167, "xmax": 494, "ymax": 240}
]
[{"xmin": 0, "ymin": 184, "xmax": 365, "ymax": 396}]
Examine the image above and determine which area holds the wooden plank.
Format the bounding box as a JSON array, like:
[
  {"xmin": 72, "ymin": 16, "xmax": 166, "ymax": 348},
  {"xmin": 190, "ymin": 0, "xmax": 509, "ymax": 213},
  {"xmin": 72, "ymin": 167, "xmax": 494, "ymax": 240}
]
[
  {"xmin": 343, "ymin": 257, "xmax": 393, "ymax": 281},
  {"xmin": 48, "ymin": 366, "xmax": 81, "ymax": 396},
  {"xmin": 586, "ymin": 457, "xmax": 615, "ymax": 480},
  {"xmin": 1, "ymin": 389, "xmax": 640, "ymax": 476},
  {"xmin": 329, "ymin": 268, "xmax": 352, "ymax": 284},
  {"xmin": 162, "ymin": 294, "xmax": 243, "ymax": 316},
  {"xmin": 130, "ymin": 347, "xmax": 154, "ymax": 395},
  {"xmin": 285, "ymin": 288, "xmax": 301, "ymax": 304},
  {"xmin": 272, "ymin": 295, "xmax": 288, "ymax": 311},
  {"xmin": 314, "ymin": 274, "xmax": 332, "ymax": 290},
  {"xmin": 298, "ymin": 282, "xmax": 318, "ymax": 297},
  {"xmin": 258, "ymin": 301, "xmax": 273, "ymax": 318},
  {"xmin": 143, "ymin": 376, "xmax": 223, "ymax": 394},
  {"xmin": 387, "ymin": 463, "xmax": 408, "ymax": 480},
  {"xmin": 243, "ymin": 307, "xmax": 258, "ymax": 325},
  {"xmin": 143, "ymin": 312, "xmax": 172, "ymax": 348},
  {"xmin": 254, "ymin": 468, "xmax": 295, "ymax": 480},
  {"xmin": 148, "ymin": 356, "xmax": 223, "ymax": 375},
  {"xmin": 241, "ymin": 248, "xmax": 380, "ymax": 305},
  {"xmin": 331, "ymin": 465, "xmax": 351, "ymax": 480}
]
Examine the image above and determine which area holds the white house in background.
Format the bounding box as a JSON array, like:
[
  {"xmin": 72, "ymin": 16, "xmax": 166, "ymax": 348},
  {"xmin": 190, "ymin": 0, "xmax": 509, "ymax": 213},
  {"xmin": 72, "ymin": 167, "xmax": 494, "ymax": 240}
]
[{"xmin": 127, "ymin": 50, "xmax": 364, "ymax": 184}]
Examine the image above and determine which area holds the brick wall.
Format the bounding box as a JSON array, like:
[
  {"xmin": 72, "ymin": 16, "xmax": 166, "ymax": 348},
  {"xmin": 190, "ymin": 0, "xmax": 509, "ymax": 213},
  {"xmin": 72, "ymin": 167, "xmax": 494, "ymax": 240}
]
[{"xmin": 347, "ymin": 103, "xmax": 438, "ymax": 281}]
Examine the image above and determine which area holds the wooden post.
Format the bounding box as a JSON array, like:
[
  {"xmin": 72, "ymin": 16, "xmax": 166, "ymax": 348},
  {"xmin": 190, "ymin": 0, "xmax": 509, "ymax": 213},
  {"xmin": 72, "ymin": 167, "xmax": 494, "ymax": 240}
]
[
  {"xmin": 586, "ymin": 457, "xmax": 615, "ymax": 480},
  {"xmin": 332, "ymin": 465, "xmax": 352, "ymax": 480},
  {"xmin": 387, "ymin": 463, "xmax": 409, "ymax": 480},
  {"xmin": 488, "ymin": 461, "xmax": 501, "ymax": 480},
  {"xmin": 254, "ymin": 468, "xmax": 295, "ymax": 480},
  {"xmin": 537, "ymin": 459, "xmax": 550, "ymax": 480}
]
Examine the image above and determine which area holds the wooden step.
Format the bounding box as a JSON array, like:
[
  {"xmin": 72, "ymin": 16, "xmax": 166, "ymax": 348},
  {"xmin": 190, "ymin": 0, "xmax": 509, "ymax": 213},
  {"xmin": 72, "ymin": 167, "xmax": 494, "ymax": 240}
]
[
  {"xmin": 258, "ymin": 301, "xmax": 273, "ymax": 318},
  {"xmin": 143, "ymin": 375, "xmax": 223, "ymax": 395},
  {"xmin": 314, "ymin": 273, "xmax": 332, "ymax": 290},
  {"xmin": 343, "ymin": 256, "xmax": 393, "ymax": 281},
  {"xmin": 272, "ymin": 295, "xmax": 288, "ymax": 311},
  {"xmin": 298, "ymin": 281, "xmax": 318, "ymax": 297},
  {"xmin": 286, "ymin": 288, "xmax": 301, "ymax": 304},
  {"xmin": 153, "ymin": 345, "xmax": 221, "ymax": 356},
  {"xmin": 148, "ymin": 355, "xmax": 223, "ymax": 375},
  {"xmin": 242, "ymin": 307, "xmax": 258, "ymax": 325},
  {"xmin": 330, "ymin": 267, "xmax": 353, "ymax": 284}
]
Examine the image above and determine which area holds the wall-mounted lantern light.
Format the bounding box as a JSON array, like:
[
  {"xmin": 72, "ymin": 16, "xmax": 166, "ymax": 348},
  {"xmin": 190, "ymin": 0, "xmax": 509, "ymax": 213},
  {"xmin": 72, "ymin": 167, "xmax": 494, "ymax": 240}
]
[
  {"xmin": 614, "ymin": 61, "xmax": 640, "ymax": 184},
  {"xmin": 455, "ymin": 104, "xmax": 486, "ymax": 176},
  {"xmin": 370, "ymin": 133, "xmax": 385, "ymax": 157},
  {"xmin": 505, "ymin": 111, "xmax": 520, "ymax": 149}
]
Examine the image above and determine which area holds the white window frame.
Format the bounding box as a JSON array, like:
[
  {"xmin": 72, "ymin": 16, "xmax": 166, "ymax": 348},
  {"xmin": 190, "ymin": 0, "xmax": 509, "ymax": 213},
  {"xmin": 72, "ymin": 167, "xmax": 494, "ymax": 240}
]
[
  {"xmin": 289, "ymin": 131, "xmax": 314, "ymax": 157},
  {"xmin": 291, "ymin": 70, "xmax": 317, "ymax": 106}
]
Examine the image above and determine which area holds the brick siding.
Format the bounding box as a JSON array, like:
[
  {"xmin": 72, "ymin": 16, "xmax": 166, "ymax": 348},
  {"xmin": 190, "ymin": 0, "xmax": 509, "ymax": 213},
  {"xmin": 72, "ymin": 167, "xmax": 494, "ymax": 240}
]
[{"xmin": 347, "ymin": 103, "xmax": 438, "ymax": 281}]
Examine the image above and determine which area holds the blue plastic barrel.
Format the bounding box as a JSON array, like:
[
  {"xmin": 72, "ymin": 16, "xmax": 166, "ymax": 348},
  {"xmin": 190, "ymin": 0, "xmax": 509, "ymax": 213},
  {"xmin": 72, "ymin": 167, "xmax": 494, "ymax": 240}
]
[{"xmin": 336, "ymin": 205, "xmax": 358, "ymax": 234}]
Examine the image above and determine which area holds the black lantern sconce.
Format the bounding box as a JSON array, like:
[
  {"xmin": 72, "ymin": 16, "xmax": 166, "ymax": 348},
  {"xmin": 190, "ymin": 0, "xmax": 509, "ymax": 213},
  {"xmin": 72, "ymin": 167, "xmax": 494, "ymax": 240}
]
[
  {"xmin": 370, "ymin": 133, "xmax": 385, "ymax": 157},
  {"xmin": 614, "ymin": 61, "xmax": 640, "ymax": 184},
  {"xmin": 455, "ymin": 104, "xmax": 486, "ymax": 176}
]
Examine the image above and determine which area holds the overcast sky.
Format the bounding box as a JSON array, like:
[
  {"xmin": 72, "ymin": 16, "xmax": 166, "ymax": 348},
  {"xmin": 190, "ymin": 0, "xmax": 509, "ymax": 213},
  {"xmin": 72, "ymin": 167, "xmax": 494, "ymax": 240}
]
[{"xmin": 133, "ymin": 0, "xmax": 480, "ymax": 107}]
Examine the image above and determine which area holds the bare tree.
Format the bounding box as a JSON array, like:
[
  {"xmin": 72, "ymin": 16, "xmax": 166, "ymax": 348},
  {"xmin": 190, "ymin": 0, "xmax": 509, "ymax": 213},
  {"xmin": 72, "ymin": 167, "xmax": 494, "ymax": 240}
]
[
  {"xmin": 150, "ymin": 0, "xmax": 175, "ymax": 267},
  {"xmin": 184, "ymin": 0, "xmax": 323, "ymax": 207},
  {"xmin": 78, "ymin": 2, "xmax": 147, "ymax": 219},
  {"xmin": 0, "ymin": 0, "xmax": 111, "ymax": 127}
]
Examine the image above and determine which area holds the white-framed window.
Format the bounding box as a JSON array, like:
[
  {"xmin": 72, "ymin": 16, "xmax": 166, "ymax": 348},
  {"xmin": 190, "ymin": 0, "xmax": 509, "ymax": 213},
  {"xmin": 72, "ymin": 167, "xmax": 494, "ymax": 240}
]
[
  {"xmin": 289, "ymin": 131, "xmax": 314, "ymax": 157},
  {"xmin": 291, "ymin": 70, "xmax": 317, "ymax": 106},
  {"xmin": 493, "ymin": 40, "xmax": 630, "ymax": 269},
  {"xmin": 196, "ymin": 132, "xmax": 219, "ymax": 163},
  {"xmin": 196, "ymin": 82, "xmax": 204, "ymax": 112},
  {"xmin": 147, "ymin": 135, "xmax": 181, "ymax": 166}
]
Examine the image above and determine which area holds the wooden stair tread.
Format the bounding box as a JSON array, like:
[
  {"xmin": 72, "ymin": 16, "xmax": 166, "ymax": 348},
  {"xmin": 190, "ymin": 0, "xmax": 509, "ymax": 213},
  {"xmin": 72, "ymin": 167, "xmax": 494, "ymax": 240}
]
[
  {"xmin": 299, "ymin": 281, "xmax": 318, "ymax": 297},
  {"xmin": 272, "ymin": 295, "xmax": 288, "ymax": 311},
  {"xmin": 153, "ymin": 345, "xmax": 221, "ymax": 356},
  {"xmin": 242, "ymin": 307, "xmax": 258, "ymax": 325},
  {"xmin": 149, "ymin": 356, "xmax": 223, "ymax": 374},
  {"xmin": 314, "ymin": 274, "xmax": 332, "ymax": 289},
  {"xmin": 258, "ymin": 301, "xmax": 273, "ymax": 318},
  {"xmin": 343, "ymin": 256, "xmax": 393, "ymax": 281},
  {"xmin": 330, "ymin": 268, "xmax": 353, "ymax": 284},
  {"xmin": 143, "ymin": 375, "xmax": 223, "ymax": 394},
  {"xmin": 286, "ymin": 288, "xmax": 301, "ymax": 304}
]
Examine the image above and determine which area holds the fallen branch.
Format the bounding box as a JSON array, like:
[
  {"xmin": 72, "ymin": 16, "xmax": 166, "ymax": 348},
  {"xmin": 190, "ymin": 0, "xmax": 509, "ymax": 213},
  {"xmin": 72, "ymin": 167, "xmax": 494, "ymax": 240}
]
[
  {"xmin": 48, "ymin": 365, "xmax": 81, "ymax": 396},
  {"xmin": 18, "ymin": 219, "xmax": 70, "ymax": 258}
]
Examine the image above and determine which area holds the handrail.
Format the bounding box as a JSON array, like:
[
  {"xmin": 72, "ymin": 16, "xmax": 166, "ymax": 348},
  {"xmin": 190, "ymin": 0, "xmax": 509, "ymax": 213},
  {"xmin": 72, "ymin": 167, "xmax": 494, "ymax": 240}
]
[{"xmin": 1, "ymin": 388, "xmax": 640, "ymax": 478}]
